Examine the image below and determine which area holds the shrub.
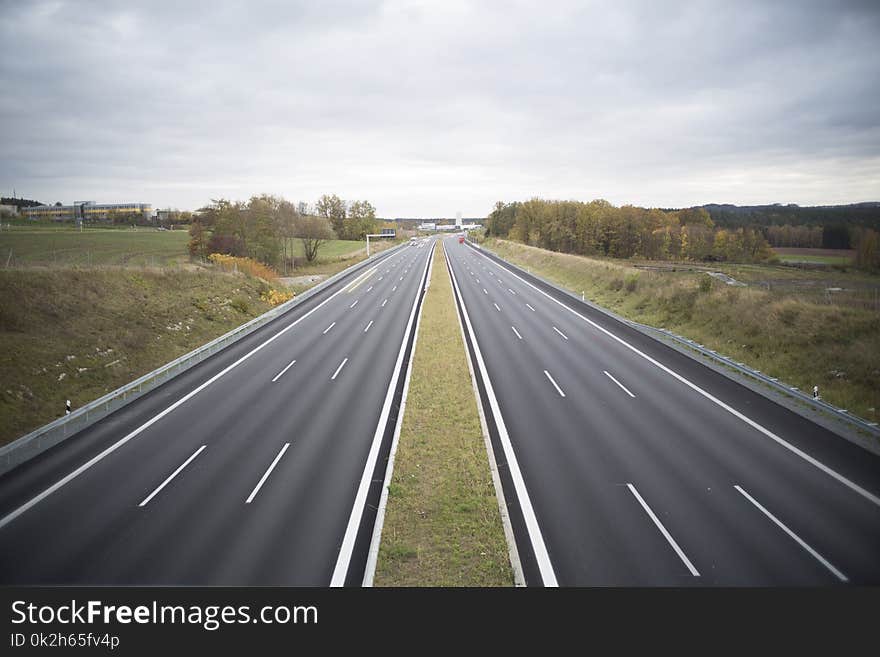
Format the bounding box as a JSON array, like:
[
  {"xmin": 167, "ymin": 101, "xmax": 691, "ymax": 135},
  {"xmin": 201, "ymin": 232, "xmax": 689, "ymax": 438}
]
[
  {"xmin": 260, "ymin": 288, "xmax": 294, "ymax": 306},
  {"xmin": 625, "ymin": 273, "xmax": 639, "ymax": 292},
  {"xmin": 699, "ymin": 275, "xmax": 712, "ymax": 293},
  {"xmin": 208, "ymin": 253, "xmax": 278, "ymax": 280},
  {"xmin": 230, "ymin": 296, "xmax": 250, "ymax": 314}
]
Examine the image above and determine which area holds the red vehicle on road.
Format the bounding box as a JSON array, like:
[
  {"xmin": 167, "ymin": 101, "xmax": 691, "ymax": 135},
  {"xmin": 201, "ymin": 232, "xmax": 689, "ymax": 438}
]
[{"xmin": 458, "ymin": 234, "xmax": 465, "ymax": 244}]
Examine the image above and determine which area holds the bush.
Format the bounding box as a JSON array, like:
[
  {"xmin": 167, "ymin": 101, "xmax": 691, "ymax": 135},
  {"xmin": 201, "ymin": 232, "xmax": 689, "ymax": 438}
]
[
  {"xmin": 230, "ymin": 296, "xmax": 250, "ymax": 314},
  {"xmin": 625, "ymin": 273, "xmax": 639, "ymax": 292},
  {"xmin": 699, "ymin": 275, "xmax": 712, "ymax": 293}
]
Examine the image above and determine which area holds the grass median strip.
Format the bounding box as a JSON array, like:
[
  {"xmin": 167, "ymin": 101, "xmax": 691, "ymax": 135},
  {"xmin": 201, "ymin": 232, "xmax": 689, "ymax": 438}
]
[{"xmin": 374, "ymin": 242, "xmax": 514, "ymax": 586}]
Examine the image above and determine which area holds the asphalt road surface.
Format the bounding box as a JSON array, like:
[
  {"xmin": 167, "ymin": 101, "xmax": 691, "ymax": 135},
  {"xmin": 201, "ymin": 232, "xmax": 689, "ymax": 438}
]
[
  {"xmin": 444, "ymin": 235, "xmax": 880, "ymax": 586},
  {"xmin": 0, "ymin": 238, "xmax": 435, "ymax": 585}
]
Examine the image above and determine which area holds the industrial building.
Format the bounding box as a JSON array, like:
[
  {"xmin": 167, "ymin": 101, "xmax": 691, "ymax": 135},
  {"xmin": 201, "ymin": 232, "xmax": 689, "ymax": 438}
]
[{"xmin": 23, "ymin": 201, "xmax": 153, "ymax": 222}]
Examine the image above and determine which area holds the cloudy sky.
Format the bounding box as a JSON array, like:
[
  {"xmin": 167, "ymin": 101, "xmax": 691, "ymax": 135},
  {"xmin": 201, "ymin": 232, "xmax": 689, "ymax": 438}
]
[{"xmin": 1, "ymin": 0, "xmax": 878, "ymax": 217}]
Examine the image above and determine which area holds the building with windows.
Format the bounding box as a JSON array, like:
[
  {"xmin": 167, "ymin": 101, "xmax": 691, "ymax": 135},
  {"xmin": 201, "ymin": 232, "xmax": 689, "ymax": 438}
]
[{"xmin": 23, "ymin": 201, "xmax": 153, "ymax": 222}]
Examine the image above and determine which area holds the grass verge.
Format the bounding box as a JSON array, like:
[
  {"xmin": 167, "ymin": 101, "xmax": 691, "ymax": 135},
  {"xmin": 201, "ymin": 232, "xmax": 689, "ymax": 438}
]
[
  {"xmin": 0, "ymin": 268, "xmax": 276, "ymax": 446},
  {"xmin": 374, "ymin": 241, "xmax": 514, "ymax": 586},
  {"xmin": 484, "ymin": 238, "xmax": 880, "ymax": 428}
]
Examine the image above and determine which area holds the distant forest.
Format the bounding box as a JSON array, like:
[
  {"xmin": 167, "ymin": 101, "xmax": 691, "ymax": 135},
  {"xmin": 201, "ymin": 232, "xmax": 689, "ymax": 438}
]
[{"xmin": 485, "ymin": 199, "xmax": 880, "ymax": 269}]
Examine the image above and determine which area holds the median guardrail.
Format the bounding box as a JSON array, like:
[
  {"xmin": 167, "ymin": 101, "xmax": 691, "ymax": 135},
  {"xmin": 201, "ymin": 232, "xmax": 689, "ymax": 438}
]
[{"xmin": 0, "ymin": 242, "xmax": 408, "ymax": 476}]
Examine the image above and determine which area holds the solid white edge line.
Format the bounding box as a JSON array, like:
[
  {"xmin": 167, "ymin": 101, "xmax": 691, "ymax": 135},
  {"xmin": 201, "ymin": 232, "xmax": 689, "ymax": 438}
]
[
  {"xmin": 446, "ymin": 245, "xmax": 558, "ymax": 586},
  {"xmin": 323, "ymin": 321, "xmax": 336, "ymax": 334},
  {"xmin": 331, "ymin": 357, "xmax": 349, "ymax": 380},
  {"xmin": 363, "ymin": 245, "xmax": 434, "ymax": 586},
  {"xmin": 543, "ymin": 370, "xmax": 566, "ymax": 397},
  {"xmin": 627, "ymin": 483, "xmax": 700, "ymax": 576},
  {"xmin": 271, "ymin": 359, "xmax": 297, "ymax": 382},
  {"xmin": 444, "ymin": 243, "xmax": 526, "ymax": 586},
  {"xmin": 511, "ymin": 326, "xmax": 523, "ymax": 340},
  {"xmin": 245, "ymin": 443, "xmax": 290, "ymax": 504},
  {"xmin": 331, "ymin": 241, "xmax": 436, "ymax": 586},
  {"xmin": 552, "ymin": 326, "xmax": 568, "ymax": 340},
  {"xmin": 138, "ymin": 445, "xmax": 206, "ymax": 507},
  {"xmin": 603, "ymin": 370, "xmax": 636, "ymax": 398},
  {"xmin": 364, "ymin": 320, "xmax": 374, "ymax": 333},
  {"xmin": 734, "ymin": 485, "xmax": 847, "ymax": 582},
  {"xmin": 470, "ymin": 244, "xmax": 880, "ymax": 509},
  {"xmin": 0, "ymin": 251, "xmax": 394, "ymax": 531}
]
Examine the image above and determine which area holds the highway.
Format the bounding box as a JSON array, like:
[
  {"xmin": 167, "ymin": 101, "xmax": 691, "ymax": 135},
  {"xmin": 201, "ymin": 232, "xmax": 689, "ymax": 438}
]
[
  {"xmin": 0, "ymin": 238, "xmax": 435, "ymax": 585},
  {"xmin": 443, "ymin": 235, "xmax": 880, "ymax": 586}
]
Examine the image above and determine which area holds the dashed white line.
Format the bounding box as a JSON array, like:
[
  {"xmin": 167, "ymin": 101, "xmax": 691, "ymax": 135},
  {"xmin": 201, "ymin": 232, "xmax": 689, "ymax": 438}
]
[
  {"xmin": 627, "ymin": 483, "xmax": 700, "ymax": 576},
  {"xmin": 245, "ymin": 443, "xmax": 290, "ymax": 504},
  {"xmin": 366, "ymin": 285, "xmax": 373, "ymax": 292},
  {"xmin": 350, "ymin": 299, "xmax": 359, "ymax": 309},
  {"xmin": 511, "ymin": 326, "xmax": 523, "ymax": 340},
  {"xmin": 392, "ymin": 285, "xmax": 397, "ymax": 292},
  {"xmin": 323, "ymin": 322, "xmax": 336, "ymax": 334},
  {"xmin": 382, "ymin": 299, "xmax": 388, "ymax": 307},
  {"xmin": 331, "ymin": 357, "xmax": 349, "ymax": 380},
  {"xmin": 544, "ymin": 370, "xmax": 566, "ymax": 397},
  {"xmin": 139, "ymin": 445, "xmax": 206, "ymax": 507},
  {"xmin": 364, "ymin": 320, "xmax": 374, "ymax": 333},
  {"xmin": 734, "ymin": 485, "xmax": 847, "ymax": 582},
  {"xmin": 271, "ymin": 359, "xmax": 297, "ymax": 382},
  {"xmin": 494, "ymin": 303, "xmax": 501, "ymax": 312},
  {"xmin": 526, "ymin": 303, "xmax": 536, "ymax": 312},
  {"xmin": 483, "ymin": 288, "xmax": 488, "ymax": 295},
  {"xmin": 604, "ymin": 370, "xmax": 635, "ymax": 398},
  {"xmin": 552, "ymin": 326, "xmax": 568, "ymax": 340},
  {"xmin": 508, "ymin": 288, "xmax": 516, "ymax": 295}
]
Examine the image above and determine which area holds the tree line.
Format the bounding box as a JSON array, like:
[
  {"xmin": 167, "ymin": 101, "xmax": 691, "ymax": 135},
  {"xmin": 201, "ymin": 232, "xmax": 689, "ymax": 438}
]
[
  {"xmin": 485, "ymin": 199, "xmax": 775, "ymax": 263},
  {"xmin": 188, "ymin": 193, "xmax": 378, "ymax": 273}
]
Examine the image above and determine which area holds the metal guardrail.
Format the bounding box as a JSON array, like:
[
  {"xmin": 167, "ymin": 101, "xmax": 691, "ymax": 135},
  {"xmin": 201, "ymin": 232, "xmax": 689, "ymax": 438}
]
[
  {"xmin": 0, "ymin": 242, "xmax": 408, "ymax": 476},
  {"xmin": 466, "ymin": 239, "xmax": 879, "ymax": 439}
]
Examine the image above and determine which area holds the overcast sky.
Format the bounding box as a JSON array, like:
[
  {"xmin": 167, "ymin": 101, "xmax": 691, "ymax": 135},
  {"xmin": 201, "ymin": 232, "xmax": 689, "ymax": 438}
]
[{"xmin": 1, "ymin": 0, "xmax": 878, "ymax": 217}]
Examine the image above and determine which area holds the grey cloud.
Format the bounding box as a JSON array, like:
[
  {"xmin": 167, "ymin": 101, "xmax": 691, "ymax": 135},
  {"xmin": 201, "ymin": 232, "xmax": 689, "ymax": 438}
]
[{"xmin": 1, "ymin": 0, "xmax": 878, "ymax": 214}]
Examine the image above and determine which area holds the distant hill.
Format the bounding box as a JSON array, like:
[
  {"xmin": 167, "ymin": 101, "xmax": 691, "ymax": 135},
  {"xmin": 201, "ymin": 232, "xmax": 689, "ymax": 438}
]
[{"xmin": 668, "ymin": 202, "xmax": 880, "ymax": 230}]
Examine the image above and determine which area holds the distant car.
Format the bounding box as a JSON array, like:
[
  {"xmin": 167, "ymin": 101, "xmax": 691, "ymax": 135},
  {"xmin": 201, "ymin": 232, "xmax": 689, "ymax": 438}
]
[{"xmin": 458, "ymin": 235, "xmax": 465, "ymax": 243}]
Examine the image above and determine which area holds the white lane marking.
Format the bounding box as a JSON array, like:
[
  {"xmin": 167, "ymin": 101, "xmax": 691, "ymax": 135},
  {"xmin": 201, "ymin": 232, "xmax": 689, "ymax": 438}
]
[
  {"xmin": 469, "ymin": 271, "xmax": 473, "ymax": 276},
  {"xmin": 323, "ymin": 321, "xmax": 336, "ymax": 334},
  {"xmin": 399, "ymin": 276, "xmax": 404, "ymax": 281},
  {"xmin": 331, "ymin": 357, "xmax": 349, "ymax": 380},
  {"xmin": 344, "ymin": 266, "xmax": 377, "ymax": 293},
  {"xmin": 552, "ymin": 326, "xmax": 568, "ymax": 340},
  {"xmin": 382, "ymin": 299, "xmax": 388, "ymax": 307},
  {"xmin": 470, "ymin": 245, "xmax": 880, "ymax": 509},
  {"xmin": 627, "ymin": 483, "xmax": 700, "ymax": 576},
  {"xmin": 511, "ymin": 326, "xmax": 523, "ymax": 340},
  {"xmin": 332, "ymin": 241, "xmax": 436, "ymax": 586},
  {"xmin": 603, "ymin": 370, "xmax": 636, "ymax": 398},
  {"xmin": 526, "ymin": 303, "xmax": 536, "ymax": 312},
  {"xmin": 392, "ymin": 285, "xmax": 397, "ymax": 292},
  {"xmin": 734, "ymin": 485, "xmax": 847, "ymax": 582},
  {"xmin": 508, "ymin": 288, "xmax": 516, "ymax": 295},
  {"xmin": 366, "ymin": 285, "xmax": 373, "ymax": 292},
  {"xmin": 139, "ymin": 445, "xmax": 206, "ymax": 507},
  {"xmin": 245, "ymin": 443, "xmax": 290, "ymax": 504},
  {"xmin": 271, "ymin": 359, "xmax": 297, "ymax": 382},
  {"xmin": 445, "ymin": 247, "xmax": 558, "ymax": 586},
  {"xmin": 350, "ymin": 299, "xmax": 359, "ymax": 309},
  {"xmin": 494, "ymin": 303, "xmax": 501, "ymax": 312},
  {"xmin": 364, "ymin": 320, "xmax": 374, "ymax": 333},
  {"xmin": 483, "ymin": 288, "xmax": 488, "ymax": 295},
  {"xmin": 476, "ymin": 278, "xmax": 481, "ymax": 283},
  {"xmin": 0, "ymin": 248, "xmax": 404, "ymax": 531},
  {"xmin": 378, "ymin": 276, "xmax": 383, "ymax": 281},
  {"xmin": 544, "ymin": 370, "xmax": 566, "ymax": 397}
]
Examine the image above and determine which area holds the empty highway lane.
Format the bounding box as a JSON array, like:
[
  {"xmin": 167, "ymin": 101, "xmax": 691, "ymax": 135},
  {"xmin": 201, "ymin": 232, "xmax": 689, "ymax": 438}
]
[
  {"xmin": 0, "ymin": 239, "xmax": 436, "ymax": 585},
  {"xmin": 444, "ymin": 236, "xmax": 880, "ymax": 586}
]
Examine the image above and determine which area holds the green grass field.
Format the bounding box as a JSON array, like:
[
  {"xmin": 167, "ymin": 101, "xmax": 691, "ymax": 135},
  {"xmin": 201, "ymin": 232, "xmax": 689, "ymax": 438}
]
[
  {"xmin": 0, "ymin": 227, "xmax": 190, "ymax": 267},
  {"xmin": 773, "ymin": 248, "xmax": 854, "ymax": 266},
  {"xmin": 485, "ymin": 238, "xmax": 880, "ymax": 430},
  {"xmin": 374, "ymin": 242, "xmax": 513, "ymax": 586}
]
